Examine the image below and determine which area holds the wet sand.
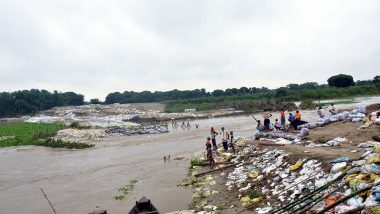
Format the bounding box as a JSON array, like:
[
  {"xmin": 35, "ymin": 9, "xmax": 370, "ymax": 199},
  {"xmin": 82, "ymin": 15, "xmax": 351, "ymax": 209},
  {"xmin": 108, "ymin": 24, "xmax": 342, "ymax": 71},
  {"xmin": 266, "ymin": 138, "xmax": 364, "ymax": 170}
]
[{"xmin": 0, "ymin": 97, "xmax": 378, "ymax": 213}]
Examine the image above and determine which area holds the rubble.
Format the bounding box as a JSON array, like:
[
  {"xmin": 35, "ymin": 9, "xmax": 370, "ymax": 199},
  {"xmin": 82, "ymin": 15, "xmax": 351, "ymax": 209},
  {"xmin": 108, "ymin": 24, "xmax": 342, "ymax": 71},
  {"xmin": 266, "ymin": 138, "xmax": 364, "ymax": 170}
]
[
  {"xmin": 105, "ymin": 125, "xmax": 169, "ymax": 136},
  {"xmin": 54, "ymin": 128, "xmax": 106, "ymax": 143},
  {"xmin": 182, "ymin": 132, "xmax": 380, "ymax": 213},
  {"xmin": 24, "ymin": 104, "xmax": 242, "ymax": 143}
]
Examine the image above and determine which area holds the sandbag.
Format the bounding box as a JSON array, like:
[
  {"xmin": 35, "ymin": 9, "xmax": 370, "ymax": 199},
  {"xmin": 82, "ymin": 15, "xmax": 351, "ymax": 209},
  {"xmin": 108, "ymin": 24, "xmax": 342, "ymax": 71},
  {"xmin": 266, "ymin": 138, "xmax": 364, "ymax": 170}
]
[
  {"xmin": 342, "ymin": 111, "xmax": 350, "ymax": 119},
  {"xmin": 359, "ymin": 105, "xmax": 366, "ymax": 114},
  {"xmin": 298, "ymin": 128, "xmax": 309, "ymax": 138},
  {"xmin": 309, "ymin": 123, "xmax": 317, "ymax": 129},
  {"xmin": 352, "ymin": 118, "xmax": 363, "ymax": 123},
  {"xmin": 317, "ymin": 118, "xmax": 324, "ymax": 123},
  {"xmin": 330, "ymin": 115, "xmax": 339, "ymax": 122},
  {"xmin": 317, "ymin": 122, "xmax": 325, "ymax": 127}
]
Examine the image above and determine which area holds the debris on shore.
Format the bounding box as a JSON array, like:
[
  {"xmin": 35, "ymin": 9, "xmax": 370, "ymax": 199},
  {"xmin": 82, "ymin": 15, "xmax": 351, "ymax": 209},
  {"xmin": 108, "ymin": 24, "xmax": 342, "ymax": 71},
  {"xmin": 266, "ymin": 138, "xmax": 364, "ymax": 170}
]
[
  {"xmin": 179, "ymin": 104, "xmax": 380, "ymax": 213},
  {"xmin": 23, "ymin": 103, "xmax": 242, "ymax": 143}
]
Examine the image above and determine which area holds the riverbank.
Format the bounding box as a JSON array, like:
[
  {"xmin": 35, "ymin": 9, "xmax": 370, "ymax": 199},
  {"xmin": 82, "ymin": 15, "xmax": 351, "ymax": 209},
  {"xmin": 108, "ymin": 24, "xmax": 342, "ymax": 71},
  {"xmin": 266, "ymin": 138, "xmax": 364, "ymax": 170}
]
[{"xmin": 179, "ymin": 104, "xmax": 380, "ymax": 214}]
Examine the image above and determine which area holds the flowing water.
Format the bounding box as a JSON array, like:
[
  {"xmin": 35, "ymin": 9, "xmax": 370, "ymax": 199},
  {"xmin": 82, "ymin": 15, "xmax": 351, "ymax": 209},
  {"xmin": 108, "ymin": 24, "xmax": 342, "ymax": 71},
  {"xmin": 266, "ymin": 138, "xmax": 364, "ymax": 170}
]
[{"xmin": 0, "ymin": 96, "xmax": 379, "ymax": 214}]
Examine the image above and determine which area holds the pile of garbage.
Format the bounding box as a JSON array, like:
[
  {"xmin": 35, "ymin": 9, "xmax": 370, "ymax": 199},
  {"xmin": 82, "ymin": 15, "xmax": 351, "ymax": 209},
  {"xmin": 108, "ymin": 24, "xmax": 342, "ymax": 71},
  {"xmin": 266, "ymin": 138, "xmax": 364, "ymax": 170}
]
[
  {"xmin": 105, "ymin": 125, "xmax": 169, "ymax": 136},
  {"xmin": 25, "ymin": 104, "xmax": 242, "ymax": 127},
  {"xmin": 224, "ymin": 146, "xmax": 329, "ymax": 213},
  {"xmin": 184, "ymin": 135, "xmax": 380, "ymax": 214},
  {"xmin": 54, "ymin": 129, "xmax": 107, "ymax": 143}
]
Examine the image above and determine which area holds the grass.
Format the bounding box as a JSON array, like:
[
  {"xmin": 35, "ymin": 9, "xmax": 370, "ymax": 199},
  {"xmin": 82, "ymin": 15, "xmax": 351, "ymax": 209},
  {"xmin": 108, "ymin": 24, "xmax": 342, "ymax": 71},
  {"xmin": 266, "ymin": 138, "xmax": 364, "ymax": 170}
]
[
  {"xmin": 190, "ymin": 157, "xmax": 204, "ymax": 168},
  {"xmin": 0, "ymin": 122, "xmax": 93, "ymax": 149},
  {"xmin": 114, "ymin": 180, "xmax": 138, "ymax": 200}
]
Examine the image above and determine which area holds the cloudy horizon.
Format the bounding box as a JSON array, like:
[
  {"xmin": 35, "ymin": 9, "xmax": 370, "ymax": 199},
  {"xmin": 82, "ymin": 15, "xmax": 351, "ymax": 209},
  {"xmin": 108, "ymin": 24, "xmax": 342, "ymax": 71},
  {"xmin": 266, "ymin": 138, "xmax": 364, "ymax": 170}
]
[{"xmin": 0, "ymin": 0, "xmax": 379, "ymax": 100}]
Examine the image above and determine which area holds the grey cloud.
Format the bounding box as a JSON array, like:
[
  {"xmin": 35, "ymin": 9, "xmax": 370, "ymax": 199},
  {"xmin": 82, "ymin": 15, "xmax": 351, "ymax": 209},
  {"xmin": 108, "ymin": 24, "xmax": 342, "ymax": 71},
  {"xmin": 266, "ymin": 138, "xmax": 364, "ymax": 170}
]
[{"xmin": 0, "ymin": 0, "xmax": 379, "ymax": 100}]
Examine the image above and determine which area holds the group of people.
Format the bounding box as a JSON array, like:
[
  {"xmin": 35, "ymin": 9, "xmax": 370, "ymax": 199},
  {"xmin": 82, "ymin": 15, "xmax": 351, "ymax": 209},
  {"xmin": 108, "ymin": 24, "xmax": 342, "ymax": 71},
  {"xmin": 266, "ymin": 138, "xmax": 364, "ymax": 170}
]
[
  {"xmin": 171, "ymin": 120, "xmax": 199, "ymax": 129},
  {"xmin": 254, "ymin": 109, "xmax": 305, "ymax": 131},
  {"xmin": 204, "ymin": 126, "xmax": 236, "ymax": 168}
]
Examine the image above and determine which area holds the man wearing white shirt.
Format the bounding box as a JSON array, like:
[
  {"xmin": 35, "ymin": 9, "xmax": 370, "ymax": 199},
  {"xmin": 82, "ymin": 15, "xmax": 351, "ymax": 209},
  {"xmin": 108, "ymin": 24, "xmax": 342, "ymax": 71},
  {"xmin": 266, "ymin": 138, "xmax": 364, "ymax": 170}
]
[{"xmin": 221, "ymin": 127, "xmax": 228, "ymax": 151}]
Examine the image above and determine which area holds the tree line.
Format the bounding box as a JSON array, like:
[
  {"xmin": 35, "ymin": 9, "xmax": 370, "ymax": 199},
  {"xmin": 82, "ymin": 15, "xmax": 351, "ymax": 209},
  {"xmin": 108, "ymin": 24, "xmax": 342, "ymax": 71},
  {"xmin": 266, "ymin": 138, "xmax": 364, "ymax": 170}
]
[
  {"xmin": 0, "ymin": 90, "xmax": 84, "ymax": 117},
  {"xmin": 104, "ymin": 75, "xmax": 380, "ymax": 104},
  {"xmin": 0, "ymin": 74, "xmax": 378, "ymax": 118}
]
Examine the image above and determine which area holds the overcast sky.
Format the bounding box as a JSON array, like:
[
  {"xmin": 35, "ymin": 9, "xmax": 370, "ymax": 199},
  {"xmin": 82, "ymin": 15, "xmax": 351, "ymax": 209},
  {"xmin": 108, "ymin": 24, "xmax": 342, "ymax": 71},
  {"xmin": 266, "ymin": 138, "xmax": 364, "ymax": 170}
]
[{"xmin": 0, "ymin": 0, "xmax": 379, "ymax": 100}]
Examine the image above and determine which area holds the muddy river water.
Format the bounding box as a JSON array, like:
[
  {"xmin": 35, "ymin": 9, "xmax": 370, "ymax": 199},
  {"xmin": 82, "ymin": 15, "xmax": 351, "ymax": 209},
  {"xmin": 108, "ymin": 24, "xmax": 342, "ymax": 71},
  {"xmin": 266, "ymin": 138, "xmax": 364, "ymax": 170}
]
[{"xmin": 0, "ymin": 96, "xmax": 379, "ymax": 214}]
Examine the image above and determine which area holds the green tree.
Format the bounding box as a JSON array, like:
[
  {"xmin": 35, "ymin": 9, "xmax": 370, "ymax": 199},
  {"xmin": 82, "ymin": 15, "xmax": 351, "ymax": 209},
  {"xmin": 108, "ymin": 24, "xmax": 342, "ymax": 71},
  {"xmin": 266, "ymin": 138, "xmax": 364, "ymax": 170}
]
[
  {"xmin": 90, "ymin": 98, "xmax": 101, "ymax": 104},
  {"xmin": 212, "ymin": 89, "xmax": 224, "ymax": 97},
  {"xmin": 275, "ymin": 87, "xmax": 288, "ymax": 97},
  {"xmin": 327, "ymin": 74, "xmax": 355, "ymax": 87},
  {"xmin": 373, "ymin": 76, "xmax": 380, "ymax": 84}
]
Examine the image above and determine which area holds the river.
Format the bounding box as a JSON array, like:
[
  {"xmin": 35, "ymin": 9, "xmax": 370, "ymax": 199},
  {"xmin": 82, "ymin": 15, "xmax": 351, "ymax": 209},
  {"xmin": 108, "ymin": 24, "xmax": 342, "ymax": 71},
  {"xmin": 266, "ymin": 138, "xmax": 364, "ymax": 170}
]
[{"xmin": 0, "ymin": 96, "xmax": 379, "ymax": 214}]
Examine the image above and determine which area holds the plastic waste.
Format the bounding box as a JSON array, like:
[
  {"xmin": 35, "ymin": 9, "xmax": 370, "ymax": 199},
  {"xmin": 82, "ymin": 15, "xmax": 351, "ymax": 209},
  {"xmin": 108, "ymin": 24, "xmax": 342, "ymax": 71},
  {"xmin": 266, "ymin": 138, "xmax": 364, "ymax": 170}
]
[
  {"xmin": 289, "ymin": 161, "xmax": 303, "ymax": 171},
  {"xmin": 367, "ymin": 154, "xmax": 380, "ymax": 164},
  {"xmin": 346, "ymin": 167, "xmax": 361, "ymax": 175},
  {"xmin": 330, "ymin": 157, "xmax": 351, "ymax": 163},
  {"xmin": 373, "ymin": 190, "xmax": 380, "ymax": 202},
  {"xmin": 331, "ymin": 162, "xmax": 347, "ymax": 172},
  {"xmin": 347, "ymin": 197, "xmax": 363, "ymax": 206},
  {"xmin": 361, "ymin": 164, "xmax": 380, "ymax": 175}
]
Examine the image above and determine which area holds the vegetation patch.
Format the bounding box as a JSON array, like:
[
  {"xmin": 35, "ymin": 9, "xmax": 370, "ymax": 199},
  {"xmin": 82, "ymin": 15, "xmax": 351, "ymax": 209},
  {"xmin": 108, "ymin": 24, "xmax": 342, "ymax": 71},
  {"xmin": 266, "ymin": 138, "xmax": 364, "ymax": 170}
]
[
  {"xmin": 190, "ymin": 158, "xmax": 205, "ymax": 168},
  {"xmin": 0, "ymin": 122, "xmax": 93, "ymax": 149},
  {"xmin": 114, "ymin": 180, "xmax": 138, "ymax": 200}
]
